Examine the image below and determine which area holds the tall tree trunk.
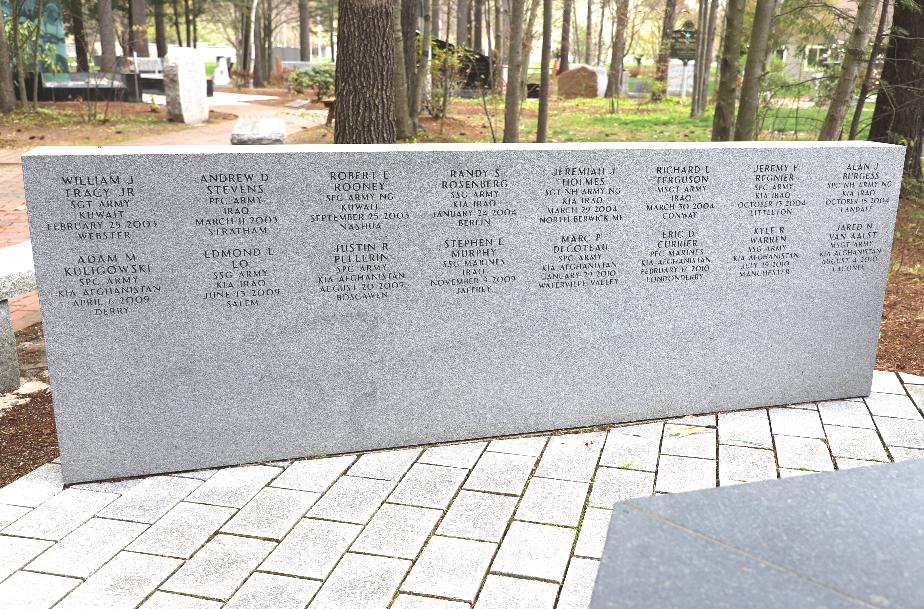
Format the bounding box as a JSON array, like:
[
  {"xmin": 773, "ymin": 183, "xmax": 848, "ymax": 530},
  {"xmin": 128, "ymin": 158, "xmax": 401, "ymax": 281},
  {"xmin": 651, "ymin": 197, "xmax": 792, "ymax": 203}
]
[
  {"xmin": 583, "ymin": 0, "xmax": 591, "ymax": 63},
  {"xmin": 11, "ymin": 0, "xmax": 26, "ymax": 107},
  {"xmin": 335, "ymin": 0, "xmax": 395, "ymax": 143},
  {"xmin": 402, "ymin": 0, "xmax": 415, "ymax": 107},
  {"xmin": 869, "ymin": 0, "xmax": 924, "ymax": 178},
  {"xmin": 603, "ymin": 0, "xmax": 626, "ymax": 97},
  {"xmin": 432, "ymin": 0, "xmax": 440, "ymax": 44},
  {"xmin": 0, "ymin": 3, "xmax": 15, "ymax": 111},
  {"xmin": 652, "ymin": 0, "xmax": 676, "ymax": 100},
  {"xmin": 239, "ymin": 11, "xmax": 247, "ymax": 70},
  {"xmin": 184, "ymin": 0, "xmax": 192, "ymax": 49},
  {"xmin": 457, "ymin": 0, "xmax": 469, "ymax": 44},
  {"xmin": 502, "ymin": 0, "xmax": 525, "ymax": 141},
  {"xmin": 559, "ymin": 0, "xmax": 572, "ymax": 72},
  {"xmin": 595, "ymin": 0, "xmax": 604, "ymax": 65},
  {"xmin": 153, "ymin": 0, "xmax": 167, "ymax": 57},
  {"xmin": 31, "ymin": 0, "xmax": 43, "ymax": 110},
  {"xmin": 701, "ymin": 0, "xmax": 718, "ymax": 103},
  {"xmin": 70, "ymin": 0, "xmax": 90, "ymax": 71},
  {"xmin": 391, "ymin": 0, "xmax": 412, "ymax": 137},
  {"xmin": 247, "ymin": 0, "xmax": 258, "ymax": 80},
  {"xmin": 504, "ymin": 0, "xmax": 512, "ymax": 65},
  {"xmin": 262, "ymin": 0, "xmax": 271, "ymax": 75},
  {"xmin": 171, "ymin": 0, "xmax": 183, "ymax": 45},
  {"xmin": 691, "ymin": 0, "xmax": 717, "ymax": 115},
  {"xmin": 690, "ymin": 0, "xmax": 707, "ymax": 115},
  {"xmin": 536, "ymin": 0, "xmax": 550, "ymax": 140},
  {"xmin": 128, "ymin": 3, "xmax": 134, "ymax": 54},
  {"xmin": 328, "ymin": 0, "xmax": 335, "ymax": 60},
  {"xmin": 486, "ymin": 0, "xmax": 492, "ymax": 61},
  {"xmin": 493, "ymin": 0, "xmax": 504, "ymax": 89},
  {"xmin": 712, "ymin": 0, "xmax": 725, "ymax": 94},
  {"xmin": 474, "ymin": 0, "xmax": 483, "ymax": 52},
  {"xmin": 819, "ymin": 0, "xmax": 879, "ymax": 140},
  {"xmin": 733, "ymin": 0, "xmax": 775, "ymax": 140},
  {"xmin": 131, "ymin": 0, "xmax": 150, "ymax": 55},
  {"xmin": 413, "ymin": 0, "xmax": 431, "ymax": 121},
  {"xmin": 299, "ymin": 0, "xmax": 311, "ymax": 60},
  {"xmin": 440, "ymin": 0, "xmax": 452, "ymax": 117},
  {"xmin": 253, "ymin": 3, "xmax": 263, "ymax": 85},
  {"xmin": 98, "ymin": 0, "xmax": 117, "ymax": 70},
  {"xmin": 711, "ymin": 0, "xmax": 742, "ymax": 139},
  {"xmin": 849, "ymin": 0, "xmax": 890, "ymax": 140},
  {"xmin": 518, "ymin": 0, "xmax": 539, "ymax": 96}
]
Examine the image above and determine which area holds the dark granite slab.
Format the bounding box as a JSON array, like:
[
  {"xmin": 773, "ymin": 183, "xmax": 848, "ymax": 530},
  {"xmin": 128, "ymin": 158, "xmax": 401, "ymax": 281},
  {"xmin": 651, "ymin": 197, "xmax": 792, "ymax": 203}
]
[{"xmin": 590, "ymin": 460, "xmax": 924, "ymax": 609}]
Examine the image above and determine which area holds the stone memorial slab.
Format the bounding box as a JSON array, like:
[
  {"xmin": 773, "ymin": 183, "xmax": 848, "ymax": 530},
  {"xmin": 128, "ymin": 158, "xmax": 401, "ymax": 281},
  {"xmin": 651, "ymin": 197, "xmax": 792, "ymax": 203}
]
[
  {"xmin": 231, "ymin": 118, "xmax": 287, "ymax": 145},
  {"xmin": 213, "ymin": 57, "xmax": 231, "ymax": 87},
  {"xmin": 22, "ymin": 142, "xmax": 904, "ymax": 482},
  {"xmin": 667, "ymin": 59, "xmax": 693, "ymax": 97},
  {"xmin": 164, "ymin": 49, "xmax": 208, "ymax": 124},
  {"xmin": 589, "ymin": 460, "xmax": 924, "ymax": 608}
]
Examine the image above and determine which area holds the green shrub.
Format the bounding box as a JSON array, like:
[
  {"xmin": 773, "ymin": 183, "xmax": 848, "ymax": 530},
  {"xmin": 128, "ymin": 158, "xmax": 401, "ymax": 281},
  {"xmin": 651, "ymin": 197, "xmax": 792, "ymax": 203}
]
[{"xmin": 288, "ymin": 66, "xmax": 335, "ymax": 101}]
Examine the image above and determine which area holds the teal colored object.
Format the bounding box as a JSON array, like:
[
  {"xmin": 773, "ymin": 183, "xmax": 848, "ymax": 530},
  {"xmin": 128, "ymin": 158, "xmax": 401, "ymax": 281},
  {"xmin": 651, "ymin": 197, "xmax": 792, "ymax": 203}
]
[{"xmin": 1, "ymin": 0, "xmax": 68, "ymax": 72}]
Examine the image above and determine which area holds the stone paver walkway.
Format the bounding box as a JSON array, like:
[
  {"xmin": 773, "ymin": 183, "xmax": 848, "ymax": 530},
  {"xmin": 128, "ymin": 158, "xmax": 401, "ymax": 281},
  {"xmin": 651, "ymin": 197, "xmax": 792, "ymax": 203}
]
[
  {"xmin": 1, "ymin": 370, "xmax": 922, "ymax": 609},
  {"xmin": 0, "ymin": 91, "xmax": 326, "ymax": 332}
]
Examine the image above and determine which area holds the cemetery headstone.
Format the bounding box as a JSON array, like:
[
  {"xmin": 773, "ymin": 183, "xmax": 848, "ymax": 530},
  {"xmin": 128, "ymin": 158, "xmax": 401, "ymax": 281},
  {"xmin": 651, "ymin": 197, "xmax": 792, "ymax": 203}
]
[
  {"xmin": 213, "ymin": 57, "xmax": 231, "ymax": 87},
  {"xmin": 22, "ymin": 142, "xmax": 904, "ymax": 482},
  {"xmin": 133, "ymin": 57, "xmax": 163, "ymax": 74},
  {"xmin": 281, "ymin": 61, "xmax": 313, "ymax": 71},
  {"xmin": 630, "ymin": 80, "xmax": 653, "ymax": 97},
  {"xmin": 163, "ymin": 49, "xmax": 209, "ymax": 124},
  {"xmin": 667, "ymin": 59, "xmax": 693, "ymax": 97},
  {"xmin": 558, "ymin": 65, "xmax": 607, "ymax": 98}
]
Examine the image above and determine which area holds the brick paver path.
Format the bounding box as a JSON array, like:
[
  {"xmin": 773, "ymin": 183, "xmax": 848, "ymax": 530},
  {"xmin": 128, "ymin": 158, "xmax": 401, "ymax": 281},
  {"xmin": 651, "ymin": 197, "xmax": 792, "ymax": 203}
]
[
  {"xmin": 1, "ymin": 370, "xmax": 922, "ymax": 608},
  {"xmin": 0, "ymin": 93, "xmax": 326, "ymax": 332}
]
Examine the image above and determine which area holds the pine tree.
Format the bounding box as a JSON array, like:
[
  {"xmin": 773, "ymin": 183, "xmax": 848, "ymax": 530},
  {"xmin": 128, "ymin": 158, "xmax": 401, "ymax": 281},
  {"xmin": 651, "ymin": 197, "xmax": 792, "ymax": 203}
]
[
  {"xmin": 869, "ymin": 0, "xmax": 924, "ymax": 177},
  {"xmin": 335, "ymin": 0, "xmax": 396, "ymax": 143}
]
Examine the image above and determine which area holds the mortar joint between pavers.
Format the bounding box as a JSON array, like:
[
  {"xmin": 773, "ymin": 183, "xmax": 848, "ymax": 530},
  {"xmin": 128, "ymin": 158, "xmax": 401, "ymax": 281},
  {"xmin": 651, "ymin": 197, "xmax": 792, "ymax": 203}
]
[{"xmin": 466, "ymin": 436, "xmax": 553, "ymax": 608}]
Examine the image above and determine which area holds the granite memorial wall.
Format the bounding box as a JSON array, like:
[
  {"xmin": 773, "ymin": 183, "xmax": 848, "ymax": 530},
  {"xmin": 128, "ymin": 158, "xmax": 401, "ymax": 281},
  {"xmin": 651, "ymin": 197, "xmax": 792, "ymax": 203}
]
[{"xmin": 23, "ymin": 142, "xmax": 904, "ymax": 482}]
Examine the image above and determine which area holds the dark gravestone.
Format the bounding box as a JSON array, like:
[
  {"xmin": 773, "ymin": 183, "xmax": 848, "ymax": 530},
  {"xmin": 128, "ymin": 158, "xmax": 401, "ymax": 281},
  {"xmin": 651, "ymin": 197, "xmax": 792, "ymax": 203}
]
[
  {"xmin": 557, "ymin": 66, "xmax": 605, "ymax": 98},
  {"xmin": 590, "ymin": 461, "xmax": 924, "ymax": 608}
]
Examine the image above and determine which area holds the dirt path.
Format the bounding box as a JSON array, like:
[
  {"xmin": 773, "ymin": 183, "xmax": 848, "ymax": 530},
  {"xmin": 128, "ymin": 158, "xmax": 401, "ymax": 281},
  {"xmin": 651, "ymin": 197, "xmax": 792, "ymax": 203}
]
[{"xmin": 0, "ymin": 92, "xmax": 326, "ymax": 330}]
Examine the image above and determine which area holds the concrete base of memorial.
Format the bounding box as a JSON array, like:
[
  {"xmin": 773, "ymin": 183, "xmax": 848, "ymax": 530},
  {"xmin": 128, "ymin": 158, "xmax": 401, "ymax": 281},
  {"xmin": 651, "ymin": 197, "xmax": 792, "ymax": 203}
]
[{"xmin": 0, "ymin": 370, "xmax": 921, "ymax": 608}]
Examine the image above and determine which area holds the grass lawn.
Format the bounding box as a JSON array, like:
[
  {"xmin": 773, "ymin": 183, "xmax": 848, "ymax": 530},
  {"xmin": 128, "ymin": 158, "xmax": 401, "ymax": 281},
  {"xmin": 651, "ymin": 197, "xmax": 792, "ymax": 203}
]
[
  {"xmin": 291, "ymin": 95, "xmax": 877, "ymax": 145},
  {"xmin": 0, "ymin": 101, "xmax": 229, "ymax": 148},
  {"xmin": 514, "ymin": 97, "xmax": 715, "ymax": 142}
]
